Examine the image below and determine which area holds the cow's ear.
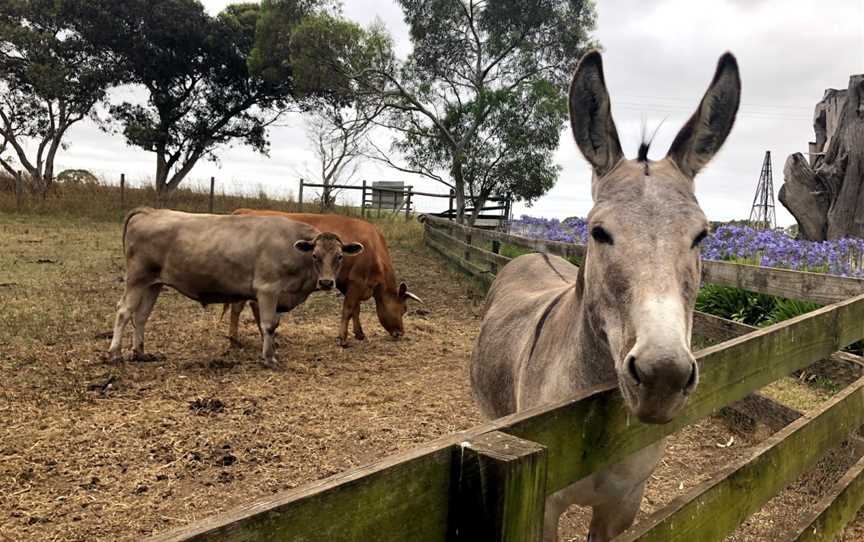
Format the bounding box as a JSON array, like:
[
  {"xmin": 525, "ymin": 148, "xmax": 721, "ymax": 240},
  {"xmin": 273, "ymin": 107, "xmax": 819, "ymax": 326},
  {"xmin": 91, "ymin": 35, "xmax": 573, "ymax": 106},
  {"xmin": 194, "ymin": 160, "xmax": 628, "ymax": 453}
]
[
  {"xmin": 342, "ymin": 242, "xmax": 364, "ymax": 256},
  {"xmin": 294, "ymin": 240, "xmax": 315, "ymax": 253},
  {"xmin": 399, "ymin": 282, "xmax": 423, "ymax": 303}
]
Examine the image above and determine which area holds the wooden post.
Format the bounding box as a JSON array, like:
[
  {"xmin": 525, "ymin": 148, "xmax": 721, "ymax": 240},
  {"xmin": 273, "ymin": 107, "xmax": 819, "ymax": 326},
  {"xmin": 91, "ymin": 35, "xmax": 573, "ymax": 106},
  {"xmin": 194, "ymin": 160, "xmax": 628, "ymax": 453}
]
[
  {"xmin": 298, "ymin": 178, "xmax": 304, "ymax": 210},
  {"xmin": 377, "ymin": 188, "xmax": 382, "ymax": 218},
  {"xmin": 209, "ymin": 176, "xmax": 215, "ymax": 213},
  {"xmin": 491, "ymin": 239, "xmax": 502, "ymax": 274},
  {"xmin": 120, "ymin": 173, "xmax": 126, "ymax": 210},
  {"xmin": 448, "ymin": 189, "xmax": 455, "ymax": 221},
  {"xmin": 15, "ymin": 170, "xmax": 23, "ymax": 211},
  {"xmin": 464, "ymin": 231, "xmax": 473, "ymax": 262},
  {"xmin": 451, "ymin": 431, "xmax": 547, "ymax": 541},
  {"xmin": 361, "ymin": 180, "xmax": 367, "ymax": 218},
  {"xmin": 405, "ymin": 186, "xmax": 413, "ymax": 222}
]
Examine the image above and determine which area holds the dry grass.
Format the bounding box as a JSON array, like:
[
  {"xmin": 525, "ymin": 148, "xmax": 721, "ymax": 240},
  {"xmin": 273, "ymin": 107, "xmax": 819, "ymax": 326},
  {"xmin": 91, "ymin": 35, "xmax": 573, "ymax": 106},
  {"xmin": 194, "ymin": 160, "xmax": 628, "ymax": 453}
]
[{"xmin": 2, "ymin": 183, "xmax": 864, "ymax": 540}]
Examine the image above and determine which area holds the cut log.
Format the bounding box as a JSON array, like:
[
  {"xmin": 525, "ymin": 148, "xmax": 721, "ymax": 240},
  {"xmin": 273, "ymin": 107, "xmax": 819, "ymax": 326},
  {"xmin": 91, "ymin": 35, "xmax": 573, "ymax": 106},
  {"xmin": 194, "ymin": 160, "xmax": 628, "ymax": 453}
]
[{"xmin": 781, "ymin": 74, "xmax": 864, "ymax": 240}]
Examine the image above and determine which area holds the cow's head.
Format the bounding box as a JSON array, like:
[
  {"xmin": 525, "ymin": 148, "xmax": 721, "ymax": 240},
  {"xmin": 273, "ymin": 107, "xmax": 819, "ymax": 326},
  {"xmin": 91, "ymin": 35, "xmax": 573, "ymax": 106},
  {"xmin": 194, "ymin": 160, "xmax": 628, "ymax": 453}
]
[
  {"xmin": 376, "ymin": 282, "xmax": 422, "ymax": 339},
  {"xmin": 294, "ymin": 233, "xmax": 364, "ymax": 290}
]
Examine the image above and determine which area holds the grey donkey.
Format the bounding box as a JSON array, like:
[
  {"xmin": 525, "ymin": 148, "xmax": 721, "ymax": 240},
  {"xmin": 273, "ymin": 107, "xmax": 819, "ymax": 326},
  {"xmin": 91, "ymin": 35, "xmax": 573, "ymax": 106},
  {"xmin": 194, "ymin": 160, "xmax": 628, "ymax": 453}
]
[{"xmin": 471, "ymin": 50, "xmax": 740, "ymax": 541}]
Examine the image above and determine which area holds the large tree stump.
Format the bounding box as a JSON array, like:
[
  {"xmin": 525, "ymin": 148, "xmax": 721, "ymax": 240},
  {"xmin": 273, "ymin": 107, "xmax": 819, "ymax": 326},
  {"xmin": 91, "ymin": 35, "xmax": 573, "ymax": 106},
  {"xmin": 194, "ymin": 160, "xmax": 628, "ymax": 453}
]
[{"xmin": 780, "ymin": 74, "xmax": 864, "ymax": 240}]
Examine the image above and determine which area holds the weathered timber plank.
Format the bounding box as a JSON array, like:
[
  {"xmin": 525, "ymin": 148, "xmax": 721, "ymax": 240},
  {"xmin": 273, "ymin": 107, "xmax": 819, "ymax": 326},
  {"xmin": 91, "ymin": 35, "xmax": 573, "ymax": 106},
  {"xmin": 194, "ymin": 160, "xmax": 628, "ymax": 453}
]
[
  {"xmin": 423, "ymin": 215, "xmax": 586, "ymax": 261},
  {"xmin": 504, "ymin": 294, "xmax": 864, "ymax": 494},
  {"xmin": 426, "ymin": 224, "xmax": 511, "ymax": 270},
  {"xmin": 701, "ymin": 260, "xmax": 864, "ymax": 304},
  {"xmin": 615, "ymin": 376, "xmax": 864, "ymax": 542},
  {"xmin": 693, "ymin": 311, "xmax": 757, "ymax": 342},
  {"xmin": 451, "ymin": 432, "xmax": 547, "ymax": 542},
  {"xmin": 148, "ymin": 444, "xmax": 454, "ymax": 542},
  {"xmin": 723, "ymin": 393, "xmax": 803, "ymax": 432},
  {"xmin": 150, "ymin": 293, "xmax": 864, "ymax": 542},
  {"xmin": 425, "ymin": 234, "xmax": 494, "ymax": 289},
  {"xmin": 789, "ymin": 454, "xmax": 864, "ymax": 542}
]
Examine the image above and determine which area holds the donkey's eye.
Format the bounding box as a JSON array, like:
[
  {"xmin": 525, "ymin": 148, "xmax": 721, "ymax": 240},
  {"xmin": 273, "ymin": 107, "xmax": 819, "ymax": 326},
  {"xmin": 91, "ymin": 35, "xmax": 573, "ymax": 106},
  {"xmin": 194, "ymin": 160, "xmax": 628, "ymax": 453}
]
[
  {"xmin": 591, "ymin": 226, "xmax": 614, "ymax": 245},
  {"xmin": 692, "ymin": 230, "xmax": 708, "ymax": 249}
]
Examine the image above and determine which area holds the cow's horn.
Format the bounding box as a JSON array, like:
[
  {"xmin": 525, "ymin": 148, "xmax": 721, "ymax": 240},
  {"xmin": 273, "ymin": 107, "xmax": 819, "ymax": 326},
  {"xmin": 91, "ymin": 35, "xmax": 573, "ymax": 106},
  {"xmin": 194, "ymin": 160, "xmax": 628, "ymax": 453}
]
[{"xmin": 405, "ymin": 292, "xmax": 423, "ymax": 303}]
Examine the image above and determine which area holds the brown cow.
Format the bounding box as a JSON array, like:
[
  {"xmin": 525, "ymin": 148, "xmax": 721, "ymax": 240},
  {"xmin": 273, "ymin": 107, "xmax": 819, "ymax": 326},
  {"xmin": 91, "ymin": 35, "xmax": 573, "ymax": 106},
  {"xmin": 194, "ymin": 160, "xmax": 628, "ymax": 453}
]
[
  {"xmin": 229, "ymin": 210, "xmax": 420, "ymax": 346},
  {"xmin": 108, "ymin": 208, "xmax": 363, "ymax": 366}
]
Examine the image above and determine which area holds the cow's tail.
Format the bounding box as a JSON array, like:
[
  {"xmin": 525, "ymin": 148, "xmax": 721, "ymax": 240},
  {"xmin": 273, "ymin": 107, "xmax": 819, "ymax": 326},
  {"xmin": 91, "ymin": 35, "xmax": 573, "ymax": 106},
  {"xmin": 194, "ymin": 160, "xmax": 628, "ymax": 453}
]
[{"xmin": 122, "ymin": 207, "xmax": 154, "ymax": 252}]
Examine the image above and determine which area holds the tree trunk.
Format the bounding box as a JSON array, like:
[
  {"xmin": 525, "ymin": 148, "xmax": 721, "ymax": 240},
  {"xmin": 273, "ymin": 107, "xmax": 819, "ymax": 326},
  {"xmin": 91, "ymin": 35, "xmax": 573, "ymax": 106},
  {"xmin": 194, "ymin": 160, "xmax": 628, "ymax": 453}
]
[
  {"xmin": 452, "ymin": 159, "xmax": 467, "ymax": 224},
  {"xmin": 780, "ymin": 74, "xmax": 864, "ymax": 240}
]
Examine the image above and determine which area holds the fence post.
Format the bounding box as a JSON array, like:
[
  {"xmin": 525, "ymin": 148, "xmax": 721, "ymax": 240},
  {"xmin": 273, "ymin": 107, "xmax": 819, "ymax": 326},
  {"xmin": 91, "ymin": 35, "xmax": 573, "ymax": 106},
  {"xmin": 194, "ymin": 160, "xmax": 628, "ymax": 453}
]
[
  {"xmin": 209, "ymin": 176, "xmax": 215, "ymax": 213},
  {"xmin": 15, "ymin": 170, "xmax": 23, "ymax": 212},
  {"xmin": 298, "ymin": 178, "xmax": 304, "ymax": 210},
  {"xmin": 448, "ymin": 189, "xmax": 455, "ymax": 221},
  {"xmin": 405, "ymin": 186, "xmax": 413, "ymax": 222},
  {"xmin": 361, "ymin": 180, "xmax": 367, "ymax": 218},
  {"xmin": 451, "ymin": 431, "xmax": 547, "ymax": 541},
  {"xmin": 464, "ymin": 231, "xmax": 473, "ymax": 262},
  {"xmin": 491, "ymin": 239, "xmax": 501, "ymax": 274},
  {"xmin": 377, "ymin": 188, "xmax": 382, "ymax": 218},
  {"xmin": 120, "ymin": 173, "xmax": 125, "ymax": 210}
]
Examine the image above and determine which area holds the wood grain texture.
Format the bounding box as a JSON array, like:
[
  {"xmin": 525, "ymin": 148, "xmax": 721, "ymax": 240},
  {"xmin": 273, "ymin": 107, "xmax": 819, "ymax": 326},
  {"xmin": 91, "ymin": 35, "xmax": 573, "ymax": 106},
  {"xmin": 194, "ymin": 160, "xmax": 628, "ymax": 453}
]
[{"xmin": 789, "ymin": 454, "xmax": 864, "ymax": 542}]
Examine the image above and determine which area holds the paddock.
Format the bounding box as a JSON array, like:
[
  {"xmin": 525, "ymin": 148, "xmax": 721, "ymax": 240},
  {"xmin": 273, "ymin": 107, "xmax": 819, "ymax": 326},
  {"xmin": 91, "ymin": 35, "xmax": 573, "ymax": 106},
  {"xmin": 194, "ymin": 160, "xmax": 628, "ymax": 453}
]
[{"xmin": 3, "ymin": 212, "xmax": 864, "ymax": 541}]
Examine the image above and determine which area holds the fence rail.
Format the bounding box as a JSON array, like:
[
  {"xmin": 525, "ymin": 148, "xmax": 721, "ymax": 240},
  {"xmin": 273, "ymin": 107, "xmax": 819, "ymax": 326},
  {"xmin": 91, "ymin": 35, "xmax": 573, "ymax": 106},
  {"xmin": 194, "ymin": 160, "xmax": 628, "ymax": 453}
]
[
  {"xmin": 148, "ymin": 217, "xmax": 864, "ymax": 542},
  {"xmin": 297, "ymin": 179, "xmax": 513, "ymax": 227}
]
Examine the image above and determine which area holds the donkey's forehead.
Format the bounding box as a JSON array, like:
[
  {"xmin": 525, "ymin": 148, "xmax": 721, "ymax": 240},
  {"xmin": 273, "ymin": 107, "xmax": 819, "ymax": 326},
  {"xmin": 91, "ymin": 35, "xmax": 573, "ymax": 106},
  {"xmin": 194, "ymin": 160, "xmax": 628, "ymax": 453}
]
[{"xmin": 590, "ymin": 159, "xmax": 705, "ymax": 224}]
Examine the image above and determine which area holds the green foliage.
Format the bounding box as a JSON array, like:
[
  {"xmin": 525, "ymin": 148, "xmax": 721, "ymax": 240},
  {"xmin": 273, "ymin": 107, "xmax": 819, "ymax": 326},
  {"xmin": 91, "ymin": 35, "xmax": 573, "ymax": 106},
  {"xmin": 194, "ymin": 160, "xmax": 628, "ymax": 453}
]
[
  {"xmin": 382, "ymin": 0, "xmax": 596, "ymax": 219},
  {"xmin": 72, "ymin": 0, "xmax": 295, "ymax": 194},
  {"xmin": 696, "ymin": 284, "xmax": 778, "ymax": 326},
  {"xmin": 0, "ymin": 0, "xmax": 120, "ymax": 184}
]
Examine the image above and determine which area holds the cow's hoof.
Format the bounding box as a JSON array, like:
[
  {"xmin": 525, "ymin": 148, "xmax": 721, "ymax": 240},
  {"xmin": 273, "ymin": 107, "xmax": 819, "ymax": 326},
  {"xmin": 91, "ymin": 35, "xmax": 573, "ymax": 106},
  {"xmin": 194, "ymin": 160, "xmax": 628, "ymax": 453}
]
[
  {"xmin": 226, "ymin": 336, "xmax": 243, "ymax": 349},
  {"xmin": 337, "ymin": 337, "xmax": 351, "ymax": 348},
  {"xmin": 354, "ymin": 330, "xmax": 366, "ymax": 341},
  {"xmin": 107, "ymin": 351, "xmax": 123, "ymax": 363},
  {"xmin": 132, "ymin": 352, "xmax": 163, "ymax": 363},
  {"xmin": 262, "ymin": 358, "xmax": 282, "ymax": 370}
]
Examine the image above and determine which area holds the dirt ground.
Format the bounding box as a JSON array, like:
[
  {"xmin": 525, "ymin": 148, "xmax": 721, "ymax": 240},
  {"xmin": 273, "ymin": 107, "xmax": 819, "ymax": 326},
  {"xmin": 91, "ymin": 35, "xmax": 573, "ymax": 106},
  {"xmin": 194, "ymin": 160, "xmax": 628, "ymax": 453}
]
[{"xmin": 2, "ymin": 213, "xmax": 863, "ymax": 541}]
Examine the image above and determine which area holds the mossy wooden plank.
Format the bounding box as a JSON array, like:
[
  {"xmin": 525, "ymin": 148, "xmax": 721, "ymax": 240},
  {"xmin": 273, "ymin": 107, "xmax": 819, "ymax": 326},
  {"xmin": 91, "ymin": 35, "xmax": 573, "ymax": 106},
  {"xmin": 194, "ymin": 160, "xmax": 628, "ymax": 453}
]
[
  {"xmin": 616, "ymin": 377, "xmax": 864, "ymax": 542},
  {"xmin": 423, "ymin": 215, "xmax": 586, "ymax": 260},
  {"xmin": 426, "ymin": 225, "xmax": 511, "ymax": 270},
  {"xmin": 148, "ymin": 445, "xmax": 455, "ymax": 542},
  {"xmin": 504, "ymin": 294, "xmax": 864, "ymax": 494},
  {"xmin": 425, "ymin": 233, "xmax": 494, "ymax": 289},
  {"xmin": 701, "ymin": 260, "xmax": 864, "ymax": 304},
  {"xmin": 789, "ymin": 454, "xmax": 864, "ymax": 542},
  {"xmin": 451, "ymin": 432, "xmax": 547, "ymax": 542}
]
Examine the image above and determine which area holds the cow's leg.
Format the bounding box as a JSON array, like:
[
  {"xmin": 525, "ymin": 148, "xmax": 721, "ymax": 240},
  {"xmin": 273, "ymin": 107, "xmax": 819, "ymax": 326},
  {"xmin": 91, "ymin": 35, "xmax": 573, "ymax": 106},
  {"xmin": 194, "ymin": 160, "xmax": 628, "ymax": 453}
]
[
  {"xmin": 250, "ymin": 301, "xmax": 262, "ymax": 336},
  {"xmin": 338, "ymin": 288, "xmax": 365, "ymax": 346},
  {"xmin": 256, "ymin": 294, "xmax": 280, "ymax": 368},
  {"xmin": 108, "ymin": 284, "xmax": 146, "ymax": 361},
  {"xmin": 228, "ymin": 301, "xmax": 246, "ymax": 347},
  {"xmin": 351, "ymin": 298, "xmax": 365, "ymax": 341},
  {"xmin": 132, "ymin": 284, "xmax": 162, "ymax": 359}
]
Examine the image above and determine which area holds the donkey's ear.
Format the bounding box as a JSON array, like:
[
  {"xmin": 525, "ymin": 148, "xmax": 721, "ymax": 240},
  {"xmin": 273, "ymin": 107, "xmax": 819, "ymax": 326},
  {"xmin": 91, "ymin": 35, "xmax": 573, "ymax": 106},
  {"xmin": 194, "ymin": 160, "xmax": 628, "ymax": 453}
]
[
  {"xmin": 569, "ymin": 50, "xmax": 624, "ymax": 178},
  {"xmin": 667, "ymin": 52, "xmax": 741, "ymax": 178}
]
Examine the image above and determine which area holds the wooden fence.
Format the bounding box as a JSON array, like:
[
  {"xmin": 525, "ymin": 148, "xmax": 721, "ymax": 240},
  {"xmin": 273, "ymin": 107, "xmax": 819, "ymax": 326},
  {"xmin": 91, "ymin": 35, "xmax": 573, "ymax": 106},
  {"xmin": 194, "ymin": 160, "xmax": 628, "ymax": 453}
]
[
  {"xmin": 148, "ymin": 215, "xmax": 864, "ymax": 542},
  {"xmin": 297, "ymin": 179, "xmax": 512, "ymax": 227}
]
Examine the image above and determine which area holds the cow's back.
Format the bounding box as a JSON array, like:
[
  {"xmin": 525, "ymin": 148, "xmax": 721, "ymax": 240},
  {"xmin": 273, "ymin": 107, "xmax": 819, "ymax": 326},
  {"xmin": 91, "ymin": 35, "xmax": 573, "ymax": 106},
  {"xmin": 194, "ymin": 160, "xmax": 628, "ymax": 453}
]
[
  {"xmin": 124, "ymin": 209, "xmax": 317, "ymax": 303},
  {"xmin": 471, "ymin": 252, "xmax": 578, "ymax": 418},
  {"xmin": 232, "ymin": 210, "xmax": 393, "ymax": 290}
]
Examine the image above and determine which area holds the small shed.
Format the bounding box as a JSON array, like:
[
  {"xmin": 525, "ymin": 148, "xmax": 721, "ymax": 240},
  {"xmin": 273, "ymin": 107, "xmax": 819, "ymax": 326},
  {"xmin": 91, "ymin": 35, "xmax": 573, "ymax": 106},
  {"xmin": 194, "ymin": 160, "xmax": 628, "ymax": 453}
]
[{"xmin": 370, "ymin": 181, "xmax": 405, "ymax": 210}]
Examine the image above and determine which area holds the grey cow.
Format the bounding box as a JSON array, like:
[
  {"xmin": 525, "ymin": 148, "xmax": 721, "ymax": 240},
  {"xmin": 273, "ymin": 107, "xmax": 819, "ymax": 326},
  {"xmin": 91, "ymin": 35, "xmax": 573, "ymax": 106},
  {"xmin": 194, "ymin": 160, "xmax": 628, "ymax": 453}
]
[
  {"xmin": 108, "ymin": 208, "xmax": 363, "ymax": 366},
  {"xmin": 471, "ymin": 51, "xmax": 740, "ymax": 541}
]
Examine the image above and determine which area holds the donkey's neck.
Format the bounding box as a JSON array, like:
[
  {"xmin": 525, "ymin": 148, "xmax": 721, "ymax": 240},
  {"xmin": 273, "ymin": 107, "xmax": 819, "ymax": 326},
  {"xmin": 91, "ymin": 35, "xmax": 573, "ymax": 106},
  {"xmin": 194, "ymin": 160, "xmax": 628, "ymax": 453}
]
[{"xmin": 570, "ymin": 283, "xmax": 619, "ymax": 389}]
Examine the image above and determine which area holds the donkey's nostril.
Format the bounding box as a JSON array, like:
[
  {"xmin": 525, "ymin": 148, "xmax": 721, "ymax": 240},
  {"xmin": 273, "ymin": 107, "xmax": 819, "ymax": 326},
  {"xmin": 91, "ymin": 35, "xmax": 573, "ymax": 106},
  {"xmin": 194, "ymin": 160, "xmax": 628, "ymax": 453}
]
[{"xmin": 626, "ymin": 355, "xmax": 642, "ymax": 385}]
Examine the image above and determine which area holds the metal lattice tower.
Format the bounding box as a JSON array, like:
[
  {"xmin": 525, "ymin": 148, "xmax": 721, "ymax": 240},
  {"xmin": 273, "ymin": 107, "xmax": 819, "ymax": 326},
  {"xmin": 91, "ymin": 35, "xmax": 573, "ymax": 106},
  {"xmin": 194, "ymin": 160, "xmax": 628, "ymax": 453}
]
[{"xmin": 748, "ymin": 151, "xmax": 776, "ymax": 230}]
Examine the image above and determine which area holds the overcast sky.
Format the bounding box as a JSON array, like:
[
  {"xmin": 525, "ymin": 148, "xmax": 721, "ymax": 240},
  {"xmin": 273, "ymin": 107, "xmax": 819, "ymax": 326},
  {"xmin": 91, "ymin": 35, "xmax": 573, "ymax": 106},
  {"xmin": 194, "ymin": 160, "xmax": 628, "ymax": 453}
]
[{"xmin": 50, "ymin": 0, "xmax": 864, "ymax": 224}]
